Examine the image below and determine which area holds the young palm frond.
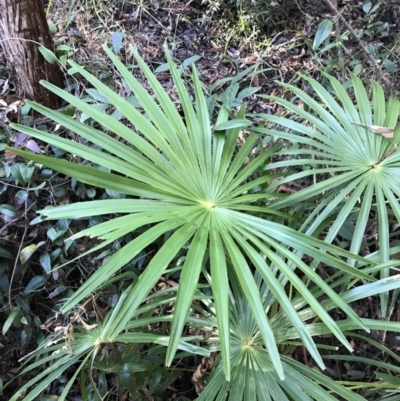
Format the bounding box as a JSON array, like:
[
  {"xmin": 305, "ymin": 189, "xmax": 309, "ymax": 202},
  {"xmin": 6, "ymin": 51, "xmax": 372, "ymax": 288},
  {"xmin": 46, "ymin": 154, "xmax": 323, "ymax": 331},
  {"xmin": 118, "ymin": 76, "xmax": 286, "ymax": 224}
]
[
  {"xmin": 9, "ymin": 45, "xmax": 377, "ymax": 380},
  {"xmin": 257, "ymin": 75, "xmax": 400, "ymax": 316},
  {"xmin": 199, "ymin": 269, "xmax": 400, "ymax": 401}
]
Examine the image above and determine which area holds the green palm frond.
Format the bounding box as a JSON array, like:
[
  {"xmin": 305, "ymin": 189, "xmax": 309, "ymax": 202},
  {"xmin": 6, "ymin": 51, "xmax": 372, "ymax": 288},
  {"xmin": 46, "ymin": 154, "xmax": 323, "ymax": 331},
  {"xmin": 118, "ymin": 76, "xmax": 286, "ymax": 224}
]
[
  {"xmin": 199, "ymin": 270, "xmax": 400, "ymax": 401},
  {"xmin": 9, "ymin": 45, "xmax": 378, "ymax": 380},
  {"xmin": 257, "ymin": 74, "xmax": 400, "ymax": 316}
]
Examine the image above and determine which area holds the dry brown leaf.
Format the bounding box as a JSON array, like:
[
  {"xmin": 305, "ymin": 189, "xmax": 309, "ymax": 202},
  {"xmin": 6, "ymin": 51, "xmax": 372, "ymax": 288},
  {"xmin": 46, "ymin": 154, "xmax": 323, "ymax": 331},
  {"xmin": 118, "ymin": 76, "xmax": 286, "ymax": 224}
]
[
  {"xmin": 192, "ymin": 354, "xmax": 216, "ymax": 394},
  {"xmin": 351, "ymin": 122, "xmax": 394, "ymax": 138}
]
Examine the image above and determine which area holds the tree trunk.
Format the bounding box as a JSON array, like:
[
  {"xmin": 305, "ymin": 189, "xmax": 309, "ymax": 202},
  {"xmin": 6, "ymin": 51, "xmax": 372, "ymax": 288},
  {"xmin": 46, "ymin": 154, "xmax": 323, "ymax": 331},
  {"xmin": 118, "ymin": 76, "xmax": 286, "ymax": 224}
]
[{"xmin": 0, "ymin": 0, "xmax": 63, "ymax": 109}]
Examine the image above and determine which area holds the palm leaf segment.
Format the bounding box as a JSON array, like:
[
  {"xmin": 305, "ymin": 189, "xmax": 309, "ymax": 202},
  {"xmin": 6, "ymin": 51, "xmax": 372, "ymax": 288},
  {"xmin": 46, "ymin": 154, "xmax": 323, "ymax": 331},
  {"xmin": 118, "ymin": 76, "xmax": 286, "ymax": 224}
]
[
  {"xmin": 257, "ymin": 74, "xmax": 400, "ymax": 316},
  {"xmin": 10, "ymin": 45, "xmax": 373, "ymax": 380}
]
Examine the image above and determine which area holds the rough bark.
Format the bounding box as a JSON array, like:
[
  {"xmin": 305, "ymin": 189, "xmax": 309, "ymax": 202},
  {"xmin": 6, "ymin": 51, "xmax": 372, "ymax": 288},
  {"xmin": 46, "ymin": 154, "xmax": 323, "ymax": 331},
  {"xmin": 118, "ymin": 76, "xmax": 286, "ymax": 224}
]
[{"xmin": 0, "ymin": 0, "xmax": 63, "ymax": 108}]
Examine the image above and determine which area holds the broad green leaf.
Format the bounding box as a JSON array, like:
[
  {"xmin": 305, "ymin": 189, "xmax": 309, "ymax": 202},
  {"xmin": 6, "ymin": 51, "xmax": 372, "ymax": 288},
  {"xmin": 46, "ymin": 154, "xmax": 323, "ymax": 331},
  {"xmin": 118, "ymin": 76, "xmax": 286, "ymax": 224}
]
[
  {"xmin": 24, "ymin": 276, "xmax": 46, "ymax": 293},
  {"xmin": 111, "ymin": 31, "xmax": 124, "ymax": 54},
  {"xmin": 0, "ymin": 247, "xmax": 12, "ymax": 259},
  {"xmin": 20, "ymin": 244, "xmax": 39, "ymax": 264},
  {"xmin": 3, "ymin": 310, "xmax": 20, "ymax": 335},
  {"xmin": 0, "ymin": 204, "xmax": 16, "ymax": 218},
  {"xmin": 38, "ymin": 46, "xmax": 57, "ymax": 64},
  {"xmin": 312, "ymin": 19, "xmax": 333, "ymax": 51}
]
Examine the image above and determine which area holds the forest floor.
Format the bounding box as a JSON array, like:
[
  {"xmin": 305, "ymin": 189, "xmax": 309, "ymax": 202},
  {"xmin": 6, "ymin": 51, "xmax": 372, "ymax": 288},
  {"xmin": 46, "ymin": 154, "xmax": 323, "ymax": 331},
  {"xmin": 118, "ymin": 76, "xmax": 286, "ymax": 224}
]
[
  {"xmin": 44, "ymin": 0, "xmax": 400, "ymax": 110},
  {"xmin": 1, "ymin": 0, "xmax": 400, "ymax": 399}
]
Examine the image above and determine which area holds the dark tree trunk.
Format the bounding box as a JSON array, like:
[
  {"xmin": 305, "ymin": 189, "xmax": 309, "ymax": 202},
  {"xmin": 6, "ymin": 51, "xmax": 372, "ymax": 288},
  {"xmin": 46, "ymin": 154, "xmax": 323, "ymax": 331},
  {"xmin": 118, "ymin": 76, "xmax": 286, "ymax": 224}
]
[{"xmin": 0, "ymin": 0, "xmax": 63, "ymax": 108}]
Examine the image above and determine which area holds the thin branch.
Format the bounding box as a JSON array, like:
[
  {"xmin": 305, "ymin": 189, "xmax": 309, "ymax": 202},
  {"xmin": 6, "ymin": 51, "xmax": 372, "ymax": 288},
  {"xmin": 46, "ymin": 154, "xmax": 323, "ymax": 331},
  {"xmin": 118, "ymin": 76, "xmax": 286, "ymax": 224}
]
[{"xmin": 8, "ymin": 198, "xmax": 36, "ymax": 310}]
